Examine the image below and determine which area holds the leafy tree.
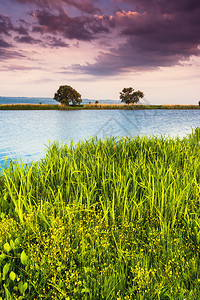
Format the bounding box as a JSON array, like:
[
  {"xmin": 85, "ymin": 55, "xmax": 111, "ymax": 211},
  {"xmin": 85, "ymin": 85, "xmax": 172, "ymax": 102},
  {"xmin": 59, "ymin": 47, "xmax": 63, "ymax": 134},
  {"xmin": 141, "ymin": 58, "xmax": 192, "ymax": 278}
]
[
  {"xmin": 120, "ymin": 87, "xmax": 144, "ymax": 105},
  {"xmin": 198, "ymin": 101, "xmax": 200, "ymax": 106},
  {"xmin": 54, "ymin": 85, "xmax": 82, "ymax": 106}
]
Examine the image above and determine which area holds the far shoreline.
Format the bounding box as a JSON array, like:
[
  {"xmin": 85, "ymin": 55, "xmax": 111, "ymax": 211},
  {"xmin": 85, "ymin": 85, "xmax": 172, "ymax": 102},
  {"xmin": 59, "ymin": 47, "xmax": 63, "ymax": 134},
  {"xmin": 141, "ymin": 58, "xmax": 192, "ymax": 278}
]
[{"xmin": 0, "ymin": 103, "xmax": 200, "ymax": 110}]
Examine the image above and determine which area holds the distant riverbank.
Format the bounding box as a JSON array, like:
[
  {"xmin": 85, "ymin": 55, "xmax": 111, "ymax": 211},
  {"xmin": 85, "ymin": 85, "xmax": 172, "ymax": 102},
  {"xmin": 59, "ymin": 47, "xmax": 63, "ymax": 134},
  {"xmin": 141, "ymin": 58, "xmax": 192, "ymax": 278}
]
[{"xmin": 0, "ymin": 103, "xmax": 200, "ymax": 110}]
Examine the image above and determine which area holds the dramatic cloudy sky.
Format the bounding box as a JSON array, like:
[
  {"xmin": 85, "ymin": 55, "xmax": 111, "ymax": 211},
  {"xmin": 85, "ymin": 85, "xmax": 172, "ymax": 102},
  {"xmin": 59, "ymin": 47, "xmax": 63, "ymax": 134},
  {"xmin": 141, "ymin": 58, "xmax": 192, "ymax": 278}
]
[{"xmin": 0, "ymin": 0, "xmax": 200, "ymax": 103}]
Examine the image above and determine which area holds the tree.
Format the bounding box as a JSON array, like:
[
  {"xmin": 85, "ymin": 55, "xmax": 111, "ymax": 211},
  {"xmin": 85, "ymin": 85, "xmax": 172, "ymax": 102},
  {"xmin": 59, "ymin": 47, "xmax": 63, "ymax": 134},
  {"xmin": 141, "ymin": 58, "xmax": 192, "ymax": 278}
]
[
  {"xmin": 198, "ymin": 101, "xmax": 200, "ymax": 106},
  {"xmin": 120, "ymin": 87, "xmax": 144, "ymax": 105},
  {"xmin": 54, "ymin": 85, "xmax": 82, "ymax": 106}
]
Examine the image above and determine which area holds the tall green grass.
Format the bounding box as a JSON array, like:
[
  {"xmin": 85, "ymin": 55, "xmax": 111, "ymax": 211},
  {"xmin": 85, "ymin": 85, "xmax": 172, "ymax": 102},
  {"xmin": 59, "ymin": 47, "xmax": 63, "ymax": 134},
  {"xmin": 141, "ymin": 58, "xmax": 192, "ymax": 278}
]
[{"xmin": 0, "ymin": 128, "xmax": 200, "ymax": 299}]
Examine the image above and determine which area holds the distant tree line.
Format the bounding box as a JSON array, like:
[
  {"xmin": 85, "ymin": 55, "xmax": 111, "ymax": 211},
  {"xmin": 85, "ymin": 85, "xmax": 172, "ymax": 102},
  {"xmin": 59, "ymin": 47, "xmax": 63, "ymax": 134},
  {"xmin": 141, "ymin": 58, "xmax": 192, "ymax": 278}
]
[{"xmin": 54, "ymin": 85, "xmax": 144, "ymax": 106}]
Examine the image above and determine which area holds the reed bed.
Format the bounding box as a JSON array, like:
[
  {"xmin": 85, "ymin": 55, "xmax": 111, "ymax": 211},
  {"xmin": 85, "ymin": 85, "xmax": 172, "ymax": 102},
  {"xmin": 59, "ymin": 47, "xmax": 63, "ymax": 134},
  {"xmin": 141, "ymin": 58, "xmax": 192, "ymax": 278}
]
[{"xmin": 0, "ymin": 129, "xmax": 200, "ymax": 299}]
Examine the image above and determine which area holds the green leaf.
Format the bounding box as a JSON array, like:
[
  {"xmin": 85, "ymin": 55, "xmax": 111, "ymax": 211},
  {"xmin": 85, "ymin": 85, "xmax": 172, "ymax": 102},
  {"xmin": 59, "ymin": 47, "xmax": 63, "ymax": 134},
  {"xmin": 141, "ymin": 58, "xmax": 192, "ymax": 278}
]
[
  {"xmin": 3, "ymin": 263, "xmax": 10, "ymax": 280},
  {"xmin": 3, "ymin": 242, "xmax": 11, "ymax": 253},
  {"xmin": 20, "ymin": 250, "xmax": 28, "ymax": 265},
  {"xmin": 0, "ymin": 212, "xmax": 5, "ymax": 219},
  {"xmin": 81, "ymin": 288, "xmax": 90, "ymax": 293},
  {"xmin": 10, "ymin": 240, "xmax": 15, "ymax": 250},
  {"xmin": 0, "ymin": 253, "xmax": 6, "ymax": 262},
  {"xmin": 23, "ymin": 282, "xmax": 28, "ymax": 292},
  {"xmin": 18, "ymin": 281, "xmax": 28, "ymax": 295},
  {"xmin": 3, "ymin": 284, "xmax": 11, "ymax": 299},
  {"xmin": 14, "ymin": 237, "xmax": 20, "ymax": 246},
  {"xmin": 18, "ymin": 282, "xmax": 23, "ymax": 295},
  {"xmin": 9, "ymin": 271, "xmax": 16, "ymax": 281}
]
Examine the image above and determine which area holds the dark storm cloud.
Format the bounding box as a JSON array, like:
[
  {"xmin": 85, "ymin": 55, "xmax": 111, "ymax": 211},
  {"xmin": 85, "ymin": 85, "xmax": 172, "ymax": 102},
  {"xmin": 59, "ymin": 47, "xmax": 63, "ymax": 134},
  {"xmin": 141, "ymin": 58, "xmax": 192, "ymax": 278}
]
[
  {"xmin": 0, "ymin": 13, "xmax": 30, "ymax": 39},
  {"xmin": 0, "ymin": 15, "xmax": 15, "ymax": 60},
  {"xmin": 0, "ymin": 49, "xmax": 26, "ymax": 60},
  {"xmin": 47, "ymin": 36, "xmax": 69, "ymax": 48},
  {"xmin": 0, "ymin": 12, "xmax": 43, "ymax": 62},
  {"xmin": 73, "ymin": 37, "xmax": 198, "ymax": 76},
  {"xmin": 2, "ymin": 0, "xmax": 200, "ymax": 74},
  {"xmin": 14, "ymin": 35, "xmax": 42, "ymax": 44},
  {"xmin": 114, "ymin": 0, "xmax": 200, "ymax": 13},
  {"xmin": 12, "ymin": 0, "xmax": 101, "ymax": 14},
  {"xmin": 75, "ymin": 0, "xmax": 200, "ymax": 75},
  {"xmin": 15, "ymin": 25, "xmax": 29, "ymax": 35},
  {"xmin": 0, "ymin": 38, "xmax": 12, "ymax": 48},
  {"xmin": 32, "ymin": 10, "xmax": 112, "ymax": 41},
  {"xmin": 0, "ymin": 14, "xmax": 14, "ymax": 35},
  {"xmin": 64, "ymin": 0, "xmax": 101, "ymax": 14}
]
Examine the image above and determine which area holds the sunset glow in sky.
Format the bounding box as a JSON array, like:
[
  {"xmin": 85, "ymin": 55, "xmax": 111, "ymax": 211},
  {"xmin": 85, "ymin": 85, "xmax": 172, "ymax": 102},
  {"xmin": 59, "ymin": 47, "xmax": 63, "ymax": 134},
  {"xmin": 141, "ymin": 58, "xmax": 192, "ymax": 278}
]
[{"xmin": 1, "ymin": 0, "xmax": 200, "ymax": 104}]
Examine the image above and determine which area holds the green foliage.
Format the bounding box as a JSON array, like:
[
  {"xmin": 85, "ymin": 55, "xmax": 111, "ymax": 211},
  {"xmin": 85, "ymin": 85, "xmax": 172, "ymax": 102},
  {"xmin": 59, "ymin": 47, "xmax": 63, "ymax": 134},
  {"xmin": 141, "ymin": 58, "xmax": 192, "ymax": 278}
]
[
  {"xmin": 54, "ymin": 85, "xmax": 82, "ymax": 106},
  {"xmin": 0, "ymin": 130, "xmax": 200, "ymax": 298},
  {"xmin": 120, "ymin": 87, "xmax": 144, "ymax": 104},
  {"xmin": 20, "ymin": 251, "xmax": 28, "ymax": 266},
  {"xmin": 0, "ymin": 238, "xmax": 29, "ymax": 299}
]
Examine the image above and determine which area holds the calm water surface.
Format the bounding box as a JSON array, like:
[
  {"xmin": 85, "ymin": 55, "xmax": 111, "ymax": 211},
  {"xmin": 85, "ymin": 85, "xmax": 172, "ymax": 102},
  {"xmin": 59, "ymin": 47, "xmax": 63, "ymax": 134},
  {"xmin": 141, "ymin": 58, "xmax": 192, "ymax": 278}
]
[{"xmin": 0, "ymin": 109, "xmax": 200, "ymax": 168}]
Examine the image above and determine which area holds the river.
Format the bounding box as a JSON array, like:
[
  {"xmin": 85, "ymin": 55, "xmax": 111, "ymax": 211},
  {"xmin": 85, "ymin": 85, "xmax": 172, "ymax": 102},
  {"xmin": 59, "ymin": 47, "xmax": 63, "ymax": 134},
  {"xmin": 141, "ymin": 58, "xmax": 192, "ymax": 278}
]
[{"xmin": 0, "ymin": 109, "xmax": 200, "ymax": 168}]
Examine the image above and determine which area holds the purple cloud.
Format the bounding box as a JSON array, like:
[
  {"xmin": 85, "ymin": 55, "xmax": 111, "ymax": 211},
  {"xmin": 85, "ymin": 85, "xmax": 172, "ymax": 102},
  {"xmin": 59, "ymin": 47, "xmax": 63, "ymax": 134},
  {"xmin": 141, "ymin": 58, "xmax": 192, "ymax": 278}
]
[
  {"xmin": 15, "ymin": 25, "xmax": 29, "ymax": 35},
  {"xmin": 113, "ymin": 0, "xmax": 200, "ymax": 13},
  {"xmin": 1, "ymin": 0, "xmax": 200, "ymax": 76},
  {"xmin": 12, "ymin": 0, "xmax": 101, "ymax": 14},
  {"xmin": 14, "ymin": 35, "xmax": 42, "ymax": 44},
  {"xmin": 0, "ymin": 49, "xmax": 26, "ymax": 60},
  {"xmin": 0, "ymin": 64, "xmax": 41, "ymax": 71},
  {"xmin": 47, "ymin": 36, "xmax": 69, "ymax": 48},
  {"xmin": 0, "ymin": 14, "xmax": 14, "ymax": 35},
  {"xmin": 0, "ymin": 38, "xmax": 12, "ymax": 48},
  {"xmin": 74, "ymin": 0, "xmax": 200, "ymax": 75},
  {"xmin": 32, "ymin": 9, "xmax": 112, "ymax": 41}
]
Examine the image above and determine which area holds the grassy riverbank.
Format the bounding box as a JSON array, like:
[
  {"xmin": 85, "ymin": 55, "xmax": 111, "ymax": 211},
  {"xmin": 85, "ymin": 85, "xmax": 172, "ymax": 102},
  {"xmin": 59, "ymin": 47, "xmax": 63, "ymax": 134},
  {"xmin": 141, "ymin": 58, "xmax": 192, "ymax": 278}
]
[
  {"xmin": 0, "ymin": 129, "xmax": 200, "ymax": 299},
  {"xmin": 0, "ymin": 103, "xmax": 200, "ymax": 110}
]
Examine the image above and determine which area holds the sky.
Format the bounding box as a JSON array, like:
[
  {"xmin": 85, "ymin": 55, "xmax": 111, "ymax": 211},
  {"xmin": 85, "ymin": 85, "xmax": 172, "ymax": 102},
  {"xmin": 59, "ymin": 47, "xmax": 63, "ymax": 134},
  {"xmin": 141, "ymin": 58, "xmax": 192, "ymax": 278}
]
[{"xmin": 0, "ymin": 0, "xmax": 200, "ymax": 104}]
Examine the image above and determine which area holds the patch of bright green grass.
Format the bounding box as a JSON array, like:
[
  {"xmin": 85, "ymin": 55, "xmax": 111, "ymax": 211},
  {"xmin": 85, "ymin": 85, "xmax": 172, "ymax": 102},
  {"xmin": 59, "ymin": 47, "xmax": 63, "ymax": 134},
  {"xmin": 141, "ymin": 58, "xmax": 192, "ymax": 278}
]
[{"xmin": 0, "ymin": 128, "xmax": 200, "ymax": 299}]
